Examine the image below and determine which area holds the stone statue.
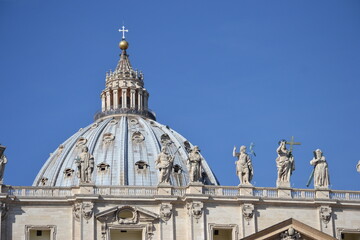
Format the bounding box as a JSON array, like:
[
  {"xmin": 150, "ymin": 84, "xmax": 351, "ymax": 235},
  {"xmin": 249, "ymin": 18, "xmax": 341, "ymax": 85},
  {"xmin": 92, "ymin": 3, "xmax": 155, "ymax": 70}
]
[
  {"xmin": 276, "ymin": 140, "xmax": 295, "ymax": 187},
  {"xmin": 155, "ymin": 146, "xmax": 174, "ymax": 184},
  {"xmin": 233, "ymin": 145, "xmax": 253, "ymax": 185},
  {"xmin": 75, "ymin": 146, "xmax": 94, "ymax": 183},
  {"xmin": 357, "ymin": 160, "xmax": 360, "ymax": 173},
  {"xmin": 0, "ymin": 154, "xmax": 7, "ymax": 183},
  {"xmin": 310, "ymin": 149, "xmax": 330, "ymax": 189},
  {"xmin": 187, "ymin": 146, "xmax": 202, "ymax": 183}
]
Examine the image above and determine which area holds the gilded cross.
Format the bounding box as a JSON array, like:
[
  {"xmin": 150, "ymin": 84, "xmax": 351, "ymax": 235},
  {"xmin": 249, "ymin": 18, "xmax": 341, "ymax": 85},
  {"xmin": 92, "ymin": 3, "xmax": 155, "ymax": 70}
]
[
  {"xmin": 118, "ymin": 25, "xmax": 128, "ymax": 39},
  {"xmin": 286, "ymin": 136, "xmax": 301, "ymax": 152}
]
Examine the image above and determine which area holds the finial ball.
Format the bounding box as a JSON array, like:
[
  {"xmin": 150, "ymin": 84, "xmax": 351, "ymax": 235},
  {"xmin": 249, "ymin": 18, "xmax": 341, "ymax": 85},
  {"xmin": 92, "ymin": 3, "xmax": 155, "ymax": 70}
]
[{"xmin": 119, "ymin": 40, "xmax": 129, "ymax": 50}]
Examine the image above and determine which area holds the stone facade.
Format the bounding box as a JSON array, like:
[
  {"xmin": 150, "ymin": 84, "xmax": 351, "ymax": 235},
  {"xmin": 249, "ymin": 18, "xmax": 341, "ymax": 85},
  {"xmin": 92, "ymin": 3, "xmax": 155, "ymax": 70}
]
[{"xmin": 1, "ymin": 185, "xmax": 360, "ymax": 239}]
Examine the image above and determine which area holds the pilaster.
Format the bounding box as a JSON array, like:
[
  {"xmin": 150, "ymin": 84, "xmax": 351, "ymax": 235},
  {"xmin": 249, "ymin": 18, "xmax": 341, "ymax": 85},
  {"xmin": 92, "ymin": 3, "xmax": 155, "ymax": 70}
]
[
  {"xmin": 138, "ymin": 90, "xmax": 143, "ymax": 110},
  {"xmin": 113, "ymin": 89, "xmax": 119, "ymax": 109},
  {"xmin": 130, "ymin": 89, "xmax": 136, "ymax": 109},
  {"xmin": 101, "ymin": 93, "xmax": 106, "ymax": 112},
  {"xmin": 122, "ymin": 88, "xmax": 127, "ymax": 108},
  {"xmin": 106, "ymin": 91, "xmax": 111, "ymax": 111}
]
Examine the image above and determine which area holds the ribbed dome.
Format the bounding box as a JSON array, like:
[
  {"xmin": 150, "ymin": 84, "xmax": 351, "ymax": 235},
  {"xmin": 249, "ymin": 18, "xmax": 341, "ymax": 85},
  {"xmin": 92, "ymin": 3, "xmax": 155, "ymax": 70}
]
[
  {"xmin": 33, "ymin": 27, "xmax": 219, "ymax": 187},
  {"xmin": 33, "ymin": 115, "xmax": 219, "ymax": 187}
]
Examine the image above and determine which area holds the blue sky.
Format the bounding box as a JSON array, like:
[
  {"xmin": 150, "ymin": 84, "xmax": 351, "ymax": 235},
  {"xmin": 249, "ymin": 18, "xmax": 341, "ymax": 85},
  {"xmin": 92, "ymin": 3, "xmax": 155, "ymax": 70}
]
[{"xmin": 1, "ymin": 0, "xmax": 360, "ymax": 190}]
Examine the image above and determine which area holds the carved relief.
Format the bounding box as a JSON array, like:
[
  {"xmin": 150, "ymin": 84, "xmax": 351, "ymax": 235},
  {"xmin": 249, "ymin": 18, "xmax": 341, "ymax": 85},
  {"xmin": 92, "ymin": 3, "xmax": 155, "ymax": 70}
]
[
  {"xmin": 132, "ymin": 131, "xmax": 145, "ymax": 143},
  {"xmin": 82, "ymin": 202, "xmax": 94, "ymax": 222},
  {"xmin": 73, "ymin": 202, "xmax": 82, "ymax": 222},
  {"xmin": 76, "ymin": 137, "xmax": 88, "ymax": 148},
  {"xmin": 116, "ymin": 206, "xmax": 138, "ymax": 224},
  {"xmin": 103, "ymin": 132, "xmax": 115, "ymax": 144},
  {"xmin": 279, "ymin": 227, "xmax": 301, "ymax": 240},
  {"xmin": 242, "ymin": 204, "xmax": 254, "ymax": 223},
  {"xmin": 320, "ymin": 206, "xmax": 332, "ymax": 227},
  {"xmin": 160, "ymin": 203, "xmax": 172, "ymax": 222},
  {"xmin": 187, "ymin": 201, "xmax": 203, "ymax": 223}
]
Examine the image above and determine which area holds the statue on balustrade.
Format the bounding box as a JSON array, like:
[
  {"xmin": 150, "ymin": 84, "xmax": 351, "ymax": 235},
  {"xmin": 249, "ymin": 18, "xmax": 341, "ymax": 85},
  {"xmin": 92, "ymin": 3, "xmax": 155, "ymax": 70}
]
[
  {"xmin": 233, "ymin": 145, "xmax": 253, "ymax": 185},
  {"xmin": 155, "ymin": 146, "xmax": 175, "ymax": 184},
  {"xmin": 0, "ymin": 146, "xmax": 7, "ymax": 183},
  {"xmin": 75, "ymin": 146, "xmax": 95, "ymax": 183},
  {"xmin": 276, "ymin": 140, "xmax": 295, "ymax": 187},
  {"xmin": 187, "ymin": 146, "xmax": 202, "ymax": 183},
  {"xmin": 310, "ymin": 149, "xmax": 330, "ymax": 189}
]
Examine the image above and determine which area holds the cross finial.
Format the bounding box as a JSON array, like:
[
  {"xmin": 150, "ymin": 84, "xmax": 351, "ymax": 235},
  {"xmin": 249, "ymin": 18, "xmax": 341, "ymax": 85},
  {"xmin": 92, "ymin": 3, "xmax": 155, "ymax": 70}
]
[
  {"xmin": 285, "ymin": 136, "xmax": 301, "ymax": 152},
  {"xmin": 118, "ymin": 25, "xmax": 129, "ymax": 40}
]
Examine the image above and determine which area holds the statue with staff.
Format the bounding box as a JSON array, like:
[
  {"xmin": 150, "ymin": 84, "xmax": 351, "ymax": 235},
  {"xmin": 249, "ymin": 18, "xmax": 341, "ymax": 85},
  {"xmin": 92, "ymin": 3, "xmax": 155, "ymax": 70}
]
[
  {"xmin": 233, "ymin": 143, "xmax": 255, "ymax": 186},
  {"xmin": 156, "ymin": 146, "xmax": 181, "ymax": 184},
  {"xmin": 187, "ymin": 146, "xmax": 203, "ymax": 183},
  {"xmin": 276, "ymin": 137, "xmax": 301, "ymax": 188},
  {"xmin": 307, "ymin": 149, "xmax": 330, "ymax": 189}
]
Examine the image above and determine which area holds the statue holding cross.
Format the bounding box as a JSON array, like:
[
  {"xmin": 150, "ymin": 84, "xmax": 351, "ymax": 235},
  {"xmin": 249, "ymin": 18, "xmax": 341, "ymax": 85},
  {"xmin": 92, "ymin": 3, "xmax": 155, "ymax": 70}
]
[{"xmin": 276, "ymin": 137, "xmax": 301, "ymax": 188}]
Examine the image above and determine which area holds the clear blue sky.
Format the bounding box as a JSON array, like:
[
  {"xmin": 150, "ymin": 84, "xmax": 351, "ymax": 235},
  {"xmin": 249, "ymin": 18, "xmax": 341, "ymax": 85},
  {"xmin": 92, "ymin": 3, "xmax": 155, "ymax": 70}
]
[{"xmin": 1, "ymin": 0, "xmax": 360, "ymax": 190}]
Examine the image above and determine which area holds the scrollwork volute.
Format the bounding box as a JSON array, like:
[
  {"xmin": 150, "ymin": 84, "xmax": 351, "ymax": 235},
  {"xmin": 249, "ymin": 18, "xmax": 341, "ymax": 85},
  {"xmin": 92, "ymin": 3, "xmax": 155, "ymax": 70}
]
[{"xmin": 160, "ymin": 203, "xmax": 172, "ymax": 222}]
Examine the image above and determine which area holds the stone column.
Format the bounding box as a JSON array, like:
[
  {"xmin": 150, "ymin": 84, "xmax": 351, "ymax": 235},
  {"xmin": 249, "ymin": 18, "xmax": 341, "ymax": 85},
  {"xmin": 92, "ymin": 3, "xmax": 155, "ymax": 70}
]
[
  {"xmin": 144, "ymin": 91, "xmax": 149, "ymax": 110},
  {"xmin": 113, "ymin": 89, "xmax": 119, "ymax": 110},
  {"xmin": 130, "ymin": 89, "xmax": 136, "ymax": 109},
  {"xmin": 106, "ymin": 91, "xmax": 111, "ymax": 111},
  {"xmin": 101, "ymin": 93, "xmax": 106, "ymax": 112},
  {"xmin": 138, "ymin": 90, "xmax": 143, "ymax": 110},
  {"xmin": 122, "ymin": 88, "xmax": 127, "ymax": 108}
]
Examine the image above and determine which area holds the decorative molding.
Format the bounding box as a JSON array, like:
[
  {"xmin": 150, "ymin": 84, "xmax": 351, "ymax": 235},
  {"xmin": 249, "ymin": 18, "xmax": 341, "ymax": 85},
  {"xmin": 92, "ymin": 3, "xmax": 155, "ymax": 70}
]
[
  {"xmin": 336, "ymin": 227, "xmax": 360, "ymax": 239},
  {"xmin": 242, "ymin": 204, "xmax": 254, "ymax": 223},
  {"xmin": 97, "ymin": 162, "xmax": 110, "ymax": 173},
  {"xmin": 132, "ymin": 131, "xmax": 145, "ymax": 143},
  {"xmin": 103, "ymin": 132, "xmax": 115, "ymax": 144},
  {"xmin": 160, "ymin": 203, "xmax": 172, "ymax": 222},
  {"xmin": 76, "ymin": 137, "xmax": 87, "ymax": 148},
  {"xmin": 82, "ymin": 202, "xmax": 94, "ymax": 222},
  {"xmin": 110, "ymin": 119, "xmax": 118, "ymax": 125},
  {"xmin": 187, "ymin": 201, "xmax": 203, "ymax": 223},
  {"xmin": 116, "ymin": 206, "xmax": 139, "ymax": 224},
  {"xmin": 319, "ymin": 206, "xmax": 332, "ymax": 227},
  {"xmin": 91, "ymin": 123, "xmax": 98, "ymax": 129}
]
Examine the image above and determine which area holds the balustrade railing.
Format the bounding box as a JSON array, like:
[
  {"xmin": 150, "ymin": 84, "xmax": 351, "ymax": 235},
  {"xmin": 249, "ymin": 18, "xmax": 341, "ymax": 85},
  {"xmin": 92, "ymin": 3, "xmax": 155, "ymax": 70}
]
[{"xmin": 4, "ymin": 186, "xmax": 360, "ymax": 202}]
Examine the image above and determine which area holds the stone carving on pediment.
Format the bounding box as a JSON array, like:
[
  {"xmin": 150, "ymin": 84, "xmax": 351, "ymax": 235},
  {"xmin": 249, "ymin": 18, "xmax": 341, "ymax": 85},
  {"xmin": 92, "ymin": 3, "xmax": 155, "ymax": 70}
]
[
  {"xmin": 76, "ymin": 137, "xmax": 88, "ymax": 148},
  {"xmin": 242, "ymin": 204, "xmax": 254, "ymax": 224},
  {"xmin": 103, "ymin": 132, "xmax": 115, "ymax": 144},
  {"xmin": 319, "ymin": 206, "xmax": 332, "ymax": 227},
  {"xmin": 82, "ymin": 202, "xmax": 94, "ymax": 222},
  {"xmin": 279, "ymin": 227, "xmax": 302, "ymax": 240},
  {"xmin": 73, "ymin": 202, "xmax": 82, "ymax": 222},
  {"xmin": 187, "ymin": 201, "xmax": 203, "ymax": 223},
  {"xmin": 160, "ymin": 203, "xmax": 172, "ymax": 222},
  {"xmin": 132, "ymin": 131, "xmax": 145, "ymax": 143},
  {"xmin": 116, "ymin": 206, "xmax": 139, "ymax": 224}
]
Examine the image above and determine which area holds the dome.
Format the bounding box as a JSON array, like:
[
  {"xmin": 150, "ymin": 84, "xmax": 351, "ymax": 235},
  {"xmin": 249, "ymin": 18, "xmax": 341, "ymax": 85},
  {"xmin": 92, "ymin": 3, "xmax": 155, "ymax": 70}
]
[
  {"xmin": 33, "ymin": 27, "xmax": 219, "ymax": 187},
  {"xmin": 33, "ymin": 115, "xmax": 218, "ymax": 187}
]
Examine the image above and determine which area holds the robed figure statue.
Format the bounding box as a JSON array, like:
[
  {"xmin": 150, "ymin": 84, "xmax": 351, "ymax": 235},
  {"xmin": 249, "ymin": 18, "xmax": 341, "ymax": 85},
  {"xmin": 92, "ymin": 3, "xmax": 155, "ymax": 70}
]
[
  {"xmin": 310, "ymin": 149, "xmax": 330, "ymax": 189},
  {"xmin": 276, "ymin": 140, "xmax": 295, "ymax": 187},
  {"xmin": 75, "ymin": 146, "xmax": 95, "ymax": 183},
  {"xmin": 187, "ymin": 146, "xmax": 202, "ymax": 183},
  {"xmin": 155, "ymin": 146, "xmax": 175, "ymax": 184}
]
